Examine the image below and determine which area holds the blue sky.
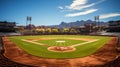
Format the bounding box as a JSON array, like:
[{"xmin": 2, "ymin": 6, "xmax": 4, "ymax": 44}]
[{"xmin": 0, "ymin": 0, "xmax": 120, "ymax": 26}]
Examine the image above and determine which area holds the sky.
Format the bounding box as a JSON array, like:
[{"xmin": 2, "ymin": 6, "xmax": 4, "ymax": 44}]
[{"xmin": 0, "ymin": 0, "xmax": 120, "ymax": 26}]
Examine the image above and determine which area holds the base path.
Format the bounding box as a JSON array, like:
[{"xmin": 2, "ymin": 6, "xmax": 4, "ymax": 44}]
[
  {"xmin": 3, "ymin": 37, "xmax": 119, "ymax": 67},
  {"xmin": 22, "ymin": 38, "xmax": 99, "ymax": 48},
  {"xmin": 22, "ymin": 38, "xmax": 99, "ymax": 52}
]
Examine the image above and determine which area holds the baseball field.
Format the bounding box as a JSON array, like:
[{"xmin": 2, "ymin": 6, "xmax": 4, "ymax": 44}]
[{"xmin": 9, "ymin": 35, "xmax": 111, "ymax": 59}]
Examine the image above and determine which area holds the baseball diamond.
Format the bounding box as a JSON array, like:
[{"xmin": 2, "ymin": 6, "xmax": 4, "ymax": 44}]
[{"xmin": 8, "ymin": 35, "xmax": 111, "ymax": 58}]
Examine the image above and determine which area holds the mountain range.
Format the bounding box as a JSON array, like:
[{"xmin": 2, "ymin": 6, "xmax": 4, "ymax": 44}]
[{"xmin": 49, "ymin": 20, "xmax": 106, "ymax": 28}]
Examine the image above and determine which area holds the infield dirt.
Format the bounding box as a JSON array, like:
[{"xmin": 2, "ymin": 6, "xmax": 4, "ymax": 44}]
[{"xmin": 3, "ymin": 37, "xmax": 118, "ymax": 67}]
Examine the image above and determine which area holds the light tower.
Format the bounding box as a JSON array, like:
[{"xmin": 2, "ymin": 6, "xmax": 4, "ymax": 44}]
[
  {"xmin": 95, "ymin": 16, "xmax": 100, "ymax": 32},
  {"xmin": 95, "ymin": 15, "xmax": 99, "ymax": 26},
  {"xmin": 26, "ymin": 16, "xmax": 32, "ymax": 35},
  {"xmin": 26, "ymin": 16, "xmax": 32, "ymax": 30}
]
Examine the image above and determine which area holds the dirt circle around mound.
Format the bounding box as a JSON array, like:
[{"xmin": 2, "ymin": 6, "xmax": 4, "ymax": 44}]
[
  {"xmin": 2, "ymin": 36, "xmax": 119, "ymax": 67},
  {"xmin": 48, "ymin": 46, "xmax": 76, "ymax": 52}
]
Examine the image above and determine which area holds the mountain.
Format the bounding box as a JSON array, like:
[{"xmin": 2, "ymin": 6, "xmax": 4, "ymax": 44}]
[{"xmin": 49, "ymin": 20, "xmax": 106, "ymax": 28}]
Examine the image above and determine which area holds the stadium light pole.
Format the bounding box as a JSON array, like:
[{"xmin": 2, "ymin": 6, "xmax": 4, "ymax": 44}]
[
  {"xmin": 26, "ymin": 16, "xmax": 28, "ymax": 29},
  {"xmin": 94, "ymin": 16, "xmax": 97, "ymax": 32},
  {"xmin": 95, "ymin": 16, "xmax": 100, "ymax": 32},
  {"xmin": 29, "ymin": 17, "xmax": 32, "ymax": 35},
  {"xmin": 26, "ymin": 16, "xmax": 32, "ymax": 35},
  {"xmin": 94, "ymin": 16, "xmax": 97, "ymax": 26}
]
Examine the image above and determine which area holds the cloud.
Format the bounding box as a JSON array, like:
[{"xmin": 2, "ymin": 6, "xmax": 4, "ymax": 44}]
[
  {"xmin": 66, "ymin": 0, "xmax": 105, "ymax": 10},
  {"xmin": 69, "ymin": 0, "xmax": 87, "ymax": 9},
  {"xmin": 69, "ymin": 3, "xmax": 95, "ymax": 10},
  {"xmin": 59, "ymin": 0, "xmax": 106, "ymax": 18},
  {"xmin": 100, "ymin": 13, "xmax": 120, "ymax": 19},
  {"xmin": 65, "ymin": 9, "xmax": 98, "ymax": 17},
  {"xmin": 58, "ymin": 6, "xmax": 64, "ymax": 9},
  {"xmin": 68, "ymin": 0, "xmax": 94, "ymax": 10}
]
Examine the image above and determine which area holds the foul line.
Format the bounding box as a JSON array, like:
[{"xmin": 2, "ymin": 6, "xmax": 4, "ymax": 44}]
[
  {"xmin": 22, "ymin": 39, "xmax": 99, "ymax": 48},
  {"xmin": 71, "ymin": 39, "xmax": 99, "ymax": 47},
  {"xmin": 22, "ymin": 39, "xmax": 46, "ymax": 46}
]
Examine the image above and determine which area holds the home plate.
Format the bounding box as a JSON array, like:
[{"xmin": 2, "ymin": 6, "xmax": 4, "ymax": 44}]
[{"xmin": 56, "ymin": 40, "xmax": 65, "ymax": 43}]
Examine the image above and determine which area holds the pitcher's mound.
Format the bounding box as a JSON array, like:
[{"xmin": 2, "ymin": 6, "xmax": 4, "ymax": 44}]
[{"xmin": 48, "ymin": 46, "xmax": 76, "ymax": 52}]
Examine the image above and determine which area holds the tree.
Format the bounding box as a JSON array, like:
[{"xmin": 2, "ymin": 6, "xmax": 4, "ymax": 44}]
[
  {"xmin": 45, "ymin": 28, "xmax": 52, "ymax": 34},
  {"xmin": 69, "ymin": 28, "xmax": 77, "ymax": 34},
  {"xmin": 51, "ymin": 28, "xmax": 59, "ymax": 34},
  {"xmin": 62, "ymin": 28, "xmax": 70, "ymax": 34}
]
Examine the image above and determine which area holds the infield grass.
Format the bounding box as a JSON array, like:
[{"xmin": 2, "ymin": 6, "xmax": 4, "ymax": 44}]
[
  {"xmin": 9, "ymin": 35, "xmax": 111, "ymax": 58},
  {"xmin": 36, "ymin": 39, "xmax": 86, "ymax": 46}
]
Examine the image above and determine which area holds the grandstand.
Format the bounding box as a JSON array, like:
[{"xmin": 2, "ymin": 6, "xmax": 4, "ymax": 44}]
[{"xmin": 0, "ymin": 21, "xmax": 17, "ymax": 32}]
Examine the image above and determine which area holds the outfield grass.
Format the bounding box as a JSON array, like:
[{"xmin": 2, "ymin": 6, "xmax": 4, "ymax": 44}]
[{"xmin": 9, "ymin": 35, "xmax": 111, "ymax": 58}]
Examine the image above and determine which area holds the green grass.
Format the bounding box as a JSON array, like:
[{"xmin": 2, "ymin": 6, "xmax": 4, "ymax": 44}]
[
  {"xmin": 9, "ymin": 35, "xmax": 111, "ymax": 59},
  {"xmin": 36, "ymin": 39, "xmax": 86, "ymax": 46}
]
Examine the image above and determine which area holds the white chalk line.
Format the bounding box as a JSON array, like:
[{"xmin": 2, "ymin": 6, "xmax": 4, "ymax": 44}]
[
  {"xmin": 71, "ymin": 39, "xmax": 99, "ymax": 47},
  {"xmin": 21, "ymin": 39, "xmax": 99, "ymax": 47},
  {"xmin": 22, "ymin": 39, "xmax": 46, "ymax": 46}
]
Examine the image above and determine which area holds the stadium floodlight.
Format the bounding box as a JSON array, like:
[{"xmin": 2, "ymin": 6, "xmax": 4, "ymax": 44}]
[
  {"xmin": 26, "ymin": 16, "xmax": 32, "ymax": 29},
  {"xmin": 95, "ymin": 16, "xmax": 99, "ymax": 26}
]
